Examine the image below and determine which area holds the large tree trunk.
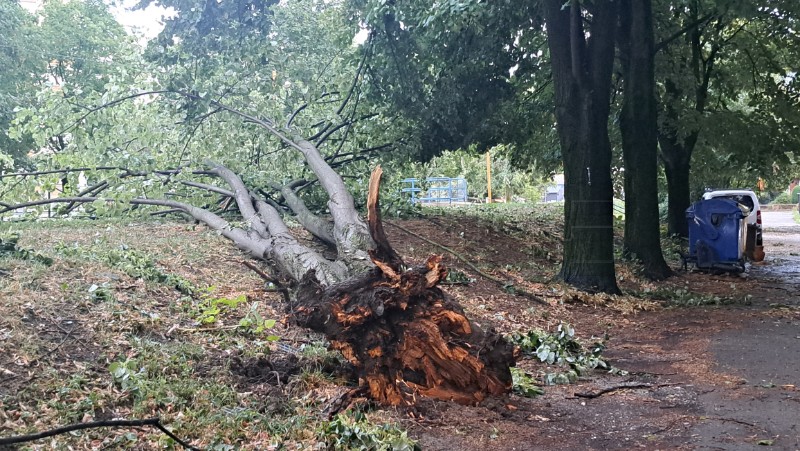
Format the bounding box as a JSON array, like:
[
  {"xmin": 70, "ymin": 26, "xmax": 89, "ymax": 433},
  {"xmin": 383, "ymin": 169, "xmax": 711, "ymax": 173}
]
[
  {"xmin": 618, "ymin": 0, "xmax": 673, "ymax": 280},
  {"xmin": 293, "ymin": 167, "xmax": 514, "ymax": 405},
  {"xmin": 659, "ymin": 134, "xmax": 693, "ymax": 237},
  {"xmin": 544, "ymin": 0, "xmax": 620, "ymax": 294}
]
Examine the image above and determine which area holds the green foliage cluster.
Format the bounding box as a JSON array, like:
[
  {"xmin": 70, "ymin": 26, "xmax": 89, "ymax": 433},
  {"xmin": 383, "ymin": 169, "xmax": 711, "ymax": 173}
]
[
  {"xmin": 55, "ymin": 243, "xmax": 195, "ymax": 294},
  {"xmin": 192, "ymin": 290, "xmax": 280, "ymax": 338},
  {"xmin": 510, "ymin": 367, "xmax": 544, "ymax": 398},
  {"xmin": 770, "ymin": 191, "xmax": 792, "ymax": 204},
  {"xmin": 641, "ymin": 286, "xmax": 751, "ymax": 307},
  {"xmin": 508, "ymin": 323, "xmax": 616, "ymax": 386},
  {"xmin": 0, "ymin": 232, "xmax": 53, "ymax": 265},
  {"xmin": 320, "ymin": 410, "xmax": 420, "ymax": 451}
]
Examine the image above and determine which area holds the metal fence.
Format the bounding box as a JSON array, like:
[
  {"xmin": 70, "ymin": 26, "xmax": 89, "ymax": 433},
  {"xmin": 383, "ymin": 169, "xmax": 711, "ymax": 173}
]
[{"xmin": 401, "ymin": 177, "xmax": 468, "ymax": 204}]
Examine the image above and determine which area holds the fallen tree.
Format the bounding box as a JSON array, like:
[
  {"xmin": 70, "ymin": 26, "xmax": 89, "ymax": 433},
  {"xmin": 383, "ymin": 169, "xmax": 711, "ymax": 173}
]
[{"xmin": 1, "ymin": 95, "xmax": 515, "ymax": 405}]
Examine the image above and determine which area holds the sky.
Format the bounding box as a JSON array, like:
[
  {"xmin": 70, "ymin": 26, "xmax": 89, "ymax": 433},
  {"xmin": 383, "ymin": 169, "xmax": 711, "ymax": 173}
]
[
  {"xmin": 108, "ymin": 0, "xmax": 174, "ymax": 42},
  {"xmin": 19, "ymin": 0, "xmax": 172, "ymax": 43}
]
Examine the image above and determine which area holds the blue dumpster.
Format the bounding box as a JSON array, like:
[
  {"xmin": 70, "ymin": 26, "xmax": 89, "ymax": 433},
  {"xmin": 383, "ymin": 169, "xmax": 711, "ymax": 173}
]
[{"xmin": 685, "ymin": 198, "xmax": 746, "ymax": 272}]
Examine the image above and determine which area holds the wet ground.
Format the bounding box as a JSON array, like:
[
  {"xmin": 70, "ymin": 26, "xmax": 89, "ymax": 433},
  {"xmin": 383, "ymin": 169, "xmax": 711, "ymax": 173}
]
[
  {"xmin": 403, "ymin": 212, "xmax": 800, "ymax": 450},
  {"xmin": 688, "ymin": 213, "xmax": 800, "ymax": 450}
]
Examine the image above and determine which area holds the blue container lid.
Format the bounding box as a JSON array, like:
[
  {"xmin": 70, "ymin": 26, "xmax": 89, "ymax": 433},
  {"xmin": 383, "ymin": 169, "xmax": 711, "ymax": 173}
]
[{"xmin": 686, "ymin": 198, "xmax": 745, "ymax": 219}]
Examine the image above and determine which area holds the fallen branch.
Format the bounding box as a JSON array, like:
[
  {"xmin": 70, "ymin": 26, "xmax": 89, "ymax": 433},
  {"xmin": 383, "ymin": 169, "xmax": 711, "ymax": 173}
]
[
  {"xmin": 0, "ymin": 417, "xmax": 199, "ymax": 450},
  {"xmin": 386, "ymin": 221, "xmax": 548, "ymax": 305}
]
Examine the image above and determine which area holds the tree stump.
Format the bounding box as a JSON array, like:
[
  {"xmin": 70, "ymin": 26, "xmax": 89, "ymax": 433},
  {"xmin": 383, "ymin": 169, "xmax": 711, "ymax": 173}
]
[{"xmin": 293, "ymin": 167, "xmax": 514, "ymax": 405}]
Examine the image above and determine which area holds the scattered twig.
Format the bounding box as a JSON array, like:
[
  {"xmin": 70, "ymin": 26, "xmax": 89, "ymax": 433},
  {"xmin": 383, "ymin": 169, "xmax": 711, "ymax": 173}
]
[
  {"xmin": 178, "ymin": 325, "xmax": 241, "ymax": 333},
  {"xmin": 386, "ymin": 221, "xmax": 548, "ymax": 305},
  {"xmin": 38, "ymin": 325, "xmax": 76, "ymax": 360},
  {"xmin": 574, "ymin": 383, "xmax": 654, "ymax": 399},
  {"xmin": 707, "ymin": 416, "xmax": 760, "ymax": 429},
  {"xmin": 0, "ymin": 417, "xmax": 199, "ymax": 450},
  {"xmin": 242, "ymin": 260, "xmax": 291, "ymax": 303}
]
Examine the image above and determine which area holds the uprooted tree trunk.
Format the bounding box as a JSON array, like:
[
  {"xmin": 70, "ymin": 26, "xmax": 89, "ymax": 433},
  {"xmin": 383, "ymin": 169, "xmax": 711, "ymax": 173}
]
[{"xmin": 0, "ymin": 98, "xmax": 515, "ymax": 405}]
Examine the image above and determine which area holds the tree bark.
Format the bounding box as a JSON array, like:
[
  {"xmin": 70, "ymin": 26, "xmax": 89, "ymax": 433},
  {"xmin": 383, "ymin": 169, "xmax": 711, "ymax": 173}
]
[
  {"xmin": 659, "ymin": 134, "xmax": 693, "ymax": 237},
  {"xmin": 618, "ymin": 0, "xmax": 673, "ymax": 280},
  {"xmin": 544, "ymin": 0, "xmax": 620, "ymax": 294}
]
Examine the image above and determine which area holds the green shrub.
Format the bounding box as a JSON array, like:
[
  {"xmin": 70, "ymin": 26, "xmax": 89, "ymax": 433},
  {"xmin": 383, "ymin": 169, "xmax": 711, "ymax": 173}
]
[{"xmin": 771, "ymin": 191, "xmax": 791, "ymax": 204}]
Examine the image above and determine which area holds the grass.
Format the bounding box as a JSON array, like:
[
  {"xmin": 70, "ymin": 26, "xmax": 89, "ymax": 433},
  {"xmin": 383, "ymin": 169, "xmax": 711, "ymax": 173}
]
[{"xmin": 0, "ymin": 218, "xmax": 411, "ymax": 449}]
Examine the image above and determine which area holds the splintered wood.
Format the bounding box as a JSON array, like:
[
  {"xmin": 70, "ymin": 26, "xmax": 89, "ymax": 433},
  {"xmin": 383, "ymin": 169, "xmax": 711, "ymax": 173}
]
[{"xmin": 293, "ymin": 166, "xmax": 514, "ymax": 406}]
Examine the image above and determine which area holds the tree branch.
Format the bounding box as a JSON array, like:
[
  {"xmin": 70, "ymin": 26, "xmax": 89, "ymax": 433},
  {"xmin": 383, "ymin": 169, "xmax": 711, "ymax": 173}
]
[
  {"xmin": 336, "ymin": 35, "xmax": 371, "ymax": 116},
  {"xmin": 205, "ymin": 160, "xmax": 269, "ymax": 238},
  {"xmin": 1, "ymin": 167, "xmax": 120, "ymax": 178},
  {"xmin": 273, "ymin": 183, "xmax": 335, "ymax": 246},
  {"xmin": 0, "ymin": 417, "xmax": 199, "ymax": 450},
  {"xmin": 292, "ymin": 138, "xmax": 374, "ymax": 264},
  {"xmin": 179, "ymin": 180, "xmax": 234, "ymax": 198},
  {"xmin": 57, "ymin": 180, "xmax": 110, "ymax": 215},
  {"xmin": 654, "ymin": 13, "xmax": 714, "ymax": 53},
  {"xmin": 286, "ymin": 103, "xmax": 307, "ymax": 128}
]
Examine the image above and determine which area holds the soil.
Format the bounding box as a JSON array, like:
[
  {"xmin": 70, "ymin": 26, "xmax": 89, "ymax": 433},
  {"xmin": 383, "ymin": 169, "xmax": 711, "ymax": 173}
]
[
  {"xmin": 385, "ymin": 215, "xmax": 800, "ymax": 450},
  {"xmin": 2, "ymin": 211, "xmax": 800, "ymax": 449}
]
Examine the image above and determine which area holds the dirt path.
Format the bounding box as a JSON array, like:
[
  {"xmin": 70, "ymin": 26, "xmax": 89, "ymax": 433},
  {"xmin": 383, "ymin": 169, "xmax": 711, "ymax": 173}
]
[
  {"xmin": 688, "ymin": 228, "xmax": 800, "ymax": 450},
  {"xmin": 401, "ymin": 223, "xmax": 800, "ymax": 450}
]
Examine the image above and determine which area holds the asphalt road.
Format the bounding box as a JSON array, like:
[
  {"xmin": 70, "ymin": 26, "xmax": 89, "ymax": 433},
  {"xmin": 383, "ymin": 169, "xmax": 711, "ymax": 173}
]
[{"xmin": 762, "ymin": 209, "xmax": 799, "ymax": 230}]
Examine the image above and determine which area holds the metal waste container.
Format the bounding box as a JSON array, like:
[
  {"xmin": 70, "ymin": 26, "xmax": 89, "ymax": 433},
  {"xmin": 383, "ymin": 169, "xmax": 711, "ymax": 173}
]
[{"xmin": 685, "ymin": 198, "xmax": 746, "ymax": 272}]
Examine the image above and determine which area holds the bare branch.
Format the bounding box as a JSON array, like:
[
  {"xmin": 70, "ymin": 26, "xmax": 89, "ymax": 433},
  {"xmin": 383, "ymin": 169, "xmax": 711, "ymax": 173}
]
[
  {"xmin": 58, "ymin": 90, "xmax": 172, "ymax": 136},
  {"xmin": 1, "ymin": 167, "xmax": 120, "ymax": 178},
  {"xmin": 315, "ymin": 113, "xmax": 378, "ymax": 147},
  {"xmin": 0, "ymin": 196, "xmax": 269, "ymax": 261},
  {"xmin": 655, "ymin": 13, "xmax": 715, "ymax": 53},
  {"xmin": 292, "ymin": 138, "xmax": 374, "ymax": 263},
  {"xmin": 336, "ymin": 37, "xmax": 371, "ymax": 116},
  {"xmin": 58, "ymin": 180, "xmax": 110, "ymax": 215},
  {"xmin": 179, "ymin": 180, "xmax": 234, "ymax": 198},
  {"xmin": 274, "ymin": 183, "xmax": 335, "ymax": 246},
  {"xmin": 205, "ymin": 161, "xmax": 269, "ymax": 238},
  {"xmin": 0, "ymin": 417, "xmax": 199, "ymax": 450},
  {"xmin": 252, "ymin": 197, "xmax": 348, "ymax": 286},
  {"xmin": 286, "ymin": 103, "xmax": 307, "ymax": 128}
]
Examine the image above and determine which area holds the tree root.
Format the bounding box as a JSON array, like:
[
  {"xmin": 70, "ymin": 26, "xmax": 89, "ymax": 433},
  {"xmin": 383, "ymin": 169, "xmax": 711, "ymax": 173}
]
[{"xmin": 292, "ymin": 167, "xmax": 516, "ymax": 406}]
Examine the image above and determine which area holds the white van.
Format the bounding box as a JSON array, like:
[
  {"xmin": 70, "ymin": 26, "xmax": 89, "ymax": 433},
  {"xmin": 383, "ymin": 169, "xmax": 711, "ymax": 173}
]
[{"xmin": 701, "ymin": 189, "xmax": 764, "ymax": 261}]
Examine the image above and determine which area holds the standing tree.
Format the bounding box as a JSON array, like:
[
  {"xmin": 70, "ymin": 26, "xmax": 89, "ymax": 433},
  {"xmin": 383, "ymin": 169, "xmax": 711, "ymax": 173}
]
[
  {"xmin": 655, "ymin": 0, "xmax": 800, "ymax": 236},
  {"xmin": 542, "ymin": 0, "xmax": 620, "ymax": 294},
  {"xmin": 618, "ymin": 0, "xmax": 673, "ymax": 279}
]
